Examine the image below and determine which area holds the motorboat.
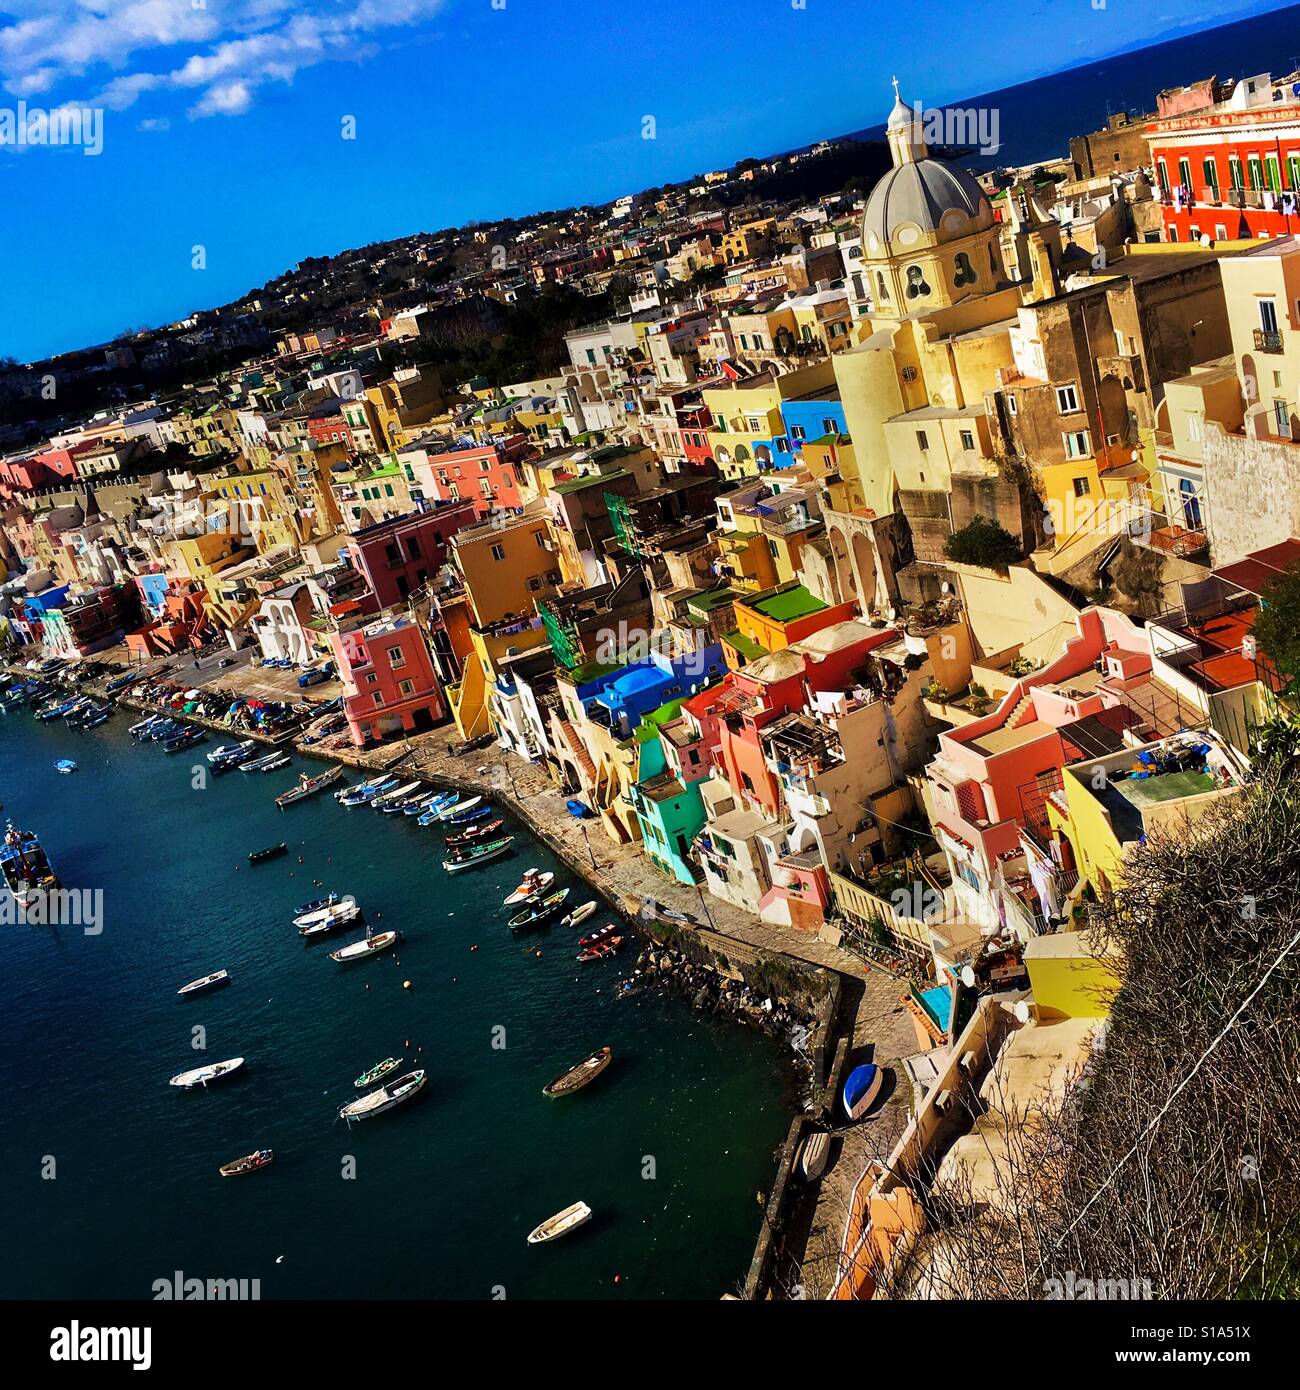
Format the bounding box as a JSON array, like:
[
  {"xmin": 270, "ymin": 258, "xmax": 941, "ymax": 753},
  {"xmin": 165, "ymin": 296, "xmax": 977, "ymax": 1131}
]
[
  {"xmin": 329, "ymin": 930, "xmax": 401, "ymax": 962},
  {"xmin": 207, "ymin": 740, "xmax": 255, "ymax": 764},
  {"xmin": 577, "ymin": 922, "xmax": 621, "ymax": 950},
  {"xmin": 576, "ymin": 937, "xmax": 622, "ymax": 963},
  {"xmin": 542, "ymin": 1047, "xmax": 612, "ymax": 1098},
  {"xmin": 177, "ymin": 969, "xmax": 230, "ymax": 997},
  {"xmin": 294, "ymin": 892, "xmax": 339, "ymax": 916},
  {"xmin": 54, "ymin": 759, "xmax": 78, "ymax": 774},
  {"xmin": 354, "ymin": 1057, "xmax": 403, "ymax": 1089},
  {"xmin": 297, "ymin": 902, "xmax": 361, "ymax": 937},
  {"xmin": 219, "ymin": 1149, "xmax": 273, "ymax": 1178},
  {"xmin": 248, "ymin": 842, "xmax": 288, "ymax": 865},
  {"xmin": 444, "ymin": 818, "xmax": 504, "ymax": 848},
  {"xmin": 275, "ymin": 765, "xmax": 344, "ymax": 808},
  {"xmin": 1, "ymin": 822, "xmax": 60, "ymax": 907},
  {"xmin": 527, "ymin": 1201, "xmax": 592, "ymax": 1245},
  {"xmin": 169, "ymin": 1057, "xmax": 246, "ymax": 1088},
  {"xmin": 338, "ymin": 1069, "xmax": 426, "ymax": 1121},
  {"xmin": 442, "ymin": 836, "xmax": 513, "ymax": 873},
  {"xmin": 504, "ymin": 869, "xmax": 554, "ymax": 907},
  {"xmin": 163, "ymin": 728, "xmax": 206, "ymax": 754}
]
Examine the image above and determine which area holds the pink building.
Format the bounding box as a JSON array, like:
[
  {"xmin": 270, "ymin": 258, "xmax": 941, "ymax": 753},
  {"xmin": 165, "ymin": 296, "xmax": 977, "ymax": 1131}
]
[
  {"xmin": 329, "ymin": 613, "xmax": 445, "ymax": 746},
  {"xmin": 404, "ymin": 435, "xmax": 531, "ymax": 518}
]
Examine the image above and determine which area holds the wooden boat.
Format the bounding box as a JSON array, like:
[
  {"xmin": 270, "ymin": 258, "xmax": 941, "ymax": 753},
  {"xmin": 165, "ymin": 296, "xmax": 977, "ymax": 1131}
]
[
  {"xmin": 576, "ymin": 937, "xmax": 622, "ymax": 963},
  {"xmin": 438, "ymin": 794, "xmax": 482, "ymax": 822},
  {"xmin": 371, "ymin": 780, "xmax": 421, "ymax": 810},
  {"xmin": 337, "ymin": 776, "xmax": 396, "ymax": 806},
  {"xmin": 841, "ymin": 1063, "xmax": 883, "ymax": 1121},
  {"xmin": 508, "ymin": 887, "xmax": 569, "ymax": 931},
  {"xmin": 445, "ymin": 800, "xmax": 492, "ymax": 826},
  {"xmin": 338, "ymin": 1068, "xmax": 426, "ymax": 1121},
  {"xmin": 163, "ymin": 728, "xmax": 206, "ymax": 754},
  {"xmin": 354, "ymin": 1057, "xmax": 403, "ymax": 1089},
  {"xmin": 559, "ymin": 901, "xmax": 598, "ymax": 930},
  {"xmin": 298, "ymin": 903, "xmax": 361, "ymax": 937},
  {"xmin": 219, "ymin": 1148, "xmax": 273, "ymax": 1178},
  {"xmin": 208, "ymin": 740, "xmax": 255, "ymax": 764},
  {"xmin": 504, "ymin": 869, "xmax": 554, "ymax": 907},
  {"xmin": 248, "ymin": 842, "xmax": 288, "ymax": 865},
  {"xmin": 442, "ymin": 836, "xmax": 513, "ymax": 872},
  {"xmin": 543, "ymin": 1047, "xmax": 612, "ymax": 1098},
  {"xmin": 799, "ymin": 1130, "xmax": 831, "ymax": 1181},
  {"xmin": 177, "ymin": 969, "xmax": 230, "ymax": 997},
  {"xmin": 170, "ymin": 1056, "xmax": 246, "ymax": 1088},
  {"xmin": 275, "ymin": 764, "xmax": 343, "ymax": 807},
  {"xmin": 444, "ymin": 817, "xmax": 504, "ymax": 848},
  {"xmin": 294, "ymin": 892, "xmax": 338, "ymax": 916},
  {"xmin": 329, "ymin": 930, "xmax": 401, "ymax": 962},
  {"xmin": 577, "ymin": 922, "xmax": 621, "ymax": 950},
  {"xmin": 527, "ymin": 1200, "xmax": 592, "ymax": 1245}
]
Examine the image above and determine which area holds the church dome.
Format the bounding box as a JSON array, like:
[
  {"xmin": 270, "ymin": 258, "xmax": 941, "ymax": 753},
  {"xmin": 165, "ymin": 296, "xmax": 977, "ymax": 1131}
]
[{"xmin": 861, "ymin": 157, "xmax": 990, "ymax": 252}]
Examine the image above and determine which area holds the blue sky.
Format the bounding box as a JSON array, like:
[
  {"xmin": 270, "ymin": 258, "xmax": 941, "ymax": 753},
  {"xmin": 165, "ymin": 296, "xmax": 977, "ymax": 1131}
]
[{"xmin": 0, "ymin": 0, "xmax": 1290, "ymax": 362}]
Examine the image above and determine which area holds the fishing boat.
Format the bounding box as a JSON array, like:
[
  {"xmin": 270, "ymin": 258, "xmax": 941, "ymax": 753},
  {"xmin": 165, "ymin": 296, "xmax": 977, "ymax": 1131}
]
[
  {"xmin": 504, "ymin": 869, "xmax": 554, "ymax": 907},
  {"xmin": 338, "ymin": 1068, "xmax": 426, "ymax": 1121},
  {"xmin": 163, "ymin": 728, "xmax": 206, "ymax": 754},
  {"xmin": 78, "ymin": 707, "xmax": 112, "ymax": 729},
  {"xmin": 526, "ymin": 1201, "xmax": 592, "ymax": 1245},
  {"xmin": 294, "ymin": 892, "xmax": 339, "ymax": 916},
  {"xmin": 842, "ymin": 1063, "xmax": 884, "ymax": 1120},
  {"xmin": 371, "ymin": 780, "xmax": 421, "ymax": 811},
  {"xmin": 577, "ymin": 922, "xmax": 622, "ymax": 950},
  {"xmin": 438, "ymin": 794, "xmax": 482, "ymax": 822},
  {"xmin": 542, "ymin": 1047, "xmax": 612, "ymax": 1098},
  {"xmin": 444, "ymin": 817, "xmax": 504, "ymax": 847},
  {"xmin": 248, "ymin": 842, "xmax": 288, "ymax": 865},
  {"xmin": 169, "ymin": 1057, "xmax": 246, "ymax": 1088},
  {"xmin": 354, "ymin": 1057, "xmax": 403, "ymax": 1089},
  {"xmin": 799, "ymin": 1129, "xmax": 831, "ymax": 1181},
  {"xmin": 129, "ymin": 715, "xmax": 159, "ymax": 737},
  {"xmin": 378, "ymin": 788, "xmax": 428, "ymax": 816},
  {"xmin": 241, "ymin": 752, "xmax": 287, "ymax": 774},
  {"xmin": 1, "ymin": 822, "xmax": 60, "ymax": 907},
  {"xmin": 219, "ymin": 1149, "xmax": 273, "ymax": 1178},
  {"xmin": 402, "ymin": 791, "xmax": 446, "ymax": 817},
  {"xmin": 207, "ymin": 740, "xmax": 255, "ymax": 764},
  {"xmin": 54, "ymin": 759, "xmax": 78, "ymax": 774},
  {"xmin": 558, "ymin": 901, "xmax": 598, "ymax": 930},
  {"xmin": 35, "ymin": 698, "xmax": 79, "ymax": 722},
  {"xmin": 210, "ymin": 746, "xmax": 256, "ymax": 775},
  {"xmin": 444, "ymin": 798, "xmax": 491, "ymax": 825},
  {"xmin": 148, "ymin": 720, "xmax": 180, "ymax": 742},
  {"xmin": 275, "ymin": 764, "xmax": 344, "ymax": 808},
  {"xmin": 329, "ymin": 930, "xmax": 401, "ymax": 962},
  {"xmin": 442, "ymin": 835, "xmax": 513, "ymax": 873},
  {"xmin": 177, "ymin": 969, "xmax": 230, "ymax": 997},
  {"xmin": 508, "ymin": 887, "xmax": 570, "ymax": 932},
  {"xmin": 576, "ymin": 936, "xmax": 622, "ymax": 963},
  {"xmin": 336, "ymin": 777, "xmax": 397, "ymax": 806},
  {"xmin": 297, "ymin": 902, "xmax": 361, "ymax": 937}
]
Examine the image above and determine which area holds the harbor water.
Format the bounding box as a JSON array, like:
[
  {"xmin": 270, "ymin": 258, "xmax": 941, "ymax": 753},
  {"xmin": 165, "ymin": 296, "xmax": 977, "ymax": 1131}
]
[{"xmin": 0, "ymin": 711, "xmax": 793, "ymax": 1299}]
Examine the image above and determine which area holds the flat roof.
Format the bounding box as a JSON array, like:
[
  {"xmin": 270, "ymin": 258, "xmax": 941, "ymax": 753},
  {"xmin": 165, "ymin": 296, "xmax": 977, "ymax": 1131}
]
[{"xmin": 745, "ymin": 584, "xmax": 825, "ymax": 623}]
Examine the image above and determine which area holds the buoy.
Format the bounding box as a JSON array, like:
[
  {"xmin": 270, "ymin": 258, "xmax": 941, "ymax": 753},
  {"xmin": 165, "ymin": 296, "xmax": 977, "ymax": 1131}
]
[
  {"xmin": 614, "ymin": 1274, "xmax": 621, "ymax": 1284},
  {"xmin": 405, "ymin": 1040, "xmax": 411, "ymax": 1048},
  {"xmin": 403, "ymin": 980, "xmax": 412, "ymax": 990},
  {"xmin": 470, "ymin": 945, "xmax": 478, "ymax": 952}
]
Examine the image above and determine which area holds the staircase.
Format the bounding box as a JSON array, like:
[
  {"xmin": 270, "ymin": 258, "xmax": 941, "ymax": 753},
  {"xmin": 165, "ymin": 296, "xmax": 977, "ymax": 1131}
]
[{"xmin": 1005, "ymin": 691, "xmax": 1035, "ymax": 728}]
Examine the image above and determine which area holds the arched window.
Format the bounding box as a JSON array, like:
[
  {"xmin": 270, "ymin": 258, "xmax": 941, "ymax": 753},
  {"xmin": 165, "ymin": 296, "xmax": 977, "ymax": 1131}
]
[
  {"xmin": 876, "ymin": 271, "xmax": 890, "ymax": 303},
  {"xmin": 953, "ymin": 252, "xmax": 977, "ymax": 287},
  {"xmin": 905, "ymin": 265, "xmax": 931, "ymax": 299}
]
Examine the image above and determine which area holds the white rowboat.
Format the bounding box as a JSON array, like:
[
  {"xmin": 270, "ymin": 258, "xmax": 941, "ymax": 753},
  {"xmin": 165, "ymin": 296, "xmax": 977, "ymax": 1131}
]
[{"xmin": 527, "ymin": 1200, "xmax": 592, "ymax": 1244}]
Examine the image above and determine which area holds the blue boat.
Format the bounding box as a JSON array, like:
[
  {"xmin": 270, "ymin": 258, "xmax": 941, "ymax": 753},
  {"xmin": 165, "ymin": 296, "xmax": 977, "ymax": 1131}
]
[
  {"xmin": 54, "ymin": 759, "xmax": 78, "ymax": 775},
  {"xmin": 842, "ymin": 1063, "xmax": 883, "ymax": 1120},
  {"xmin": 446, "ymin": 803, "xmax": 493, "ymax": 826}
]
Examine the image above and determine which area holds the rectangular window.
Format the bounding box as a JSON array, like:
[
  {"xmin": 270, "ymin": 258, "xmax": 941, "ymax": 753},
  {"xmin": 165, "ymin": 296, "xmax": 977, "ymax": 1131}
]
[
  {"xmin": 398, "ymin": 679, "xmax": 414, "ymax": 698},
  {"xmin": 1064, "ymin": 430, "xmax": 1091, "ymax": 459},
  {"xmin": 1056, "ymin": 383, "xmax": 1080, "ymax": 414},
  {"xmin": 1156, "ymin": 158, "xmax": 1170, "ymax": 192},
  {"xmin": 1261, "ymin": 299, "xmax": 1279, "ymax": 335},
  {"xmin": 1229, "ymin": 155, "xmax": 1244, "ymax": 190},
  {"xmin": 916, "ymin": 429, "xmax": 929, "ymax": 452},
  {"xmin": 1274, "ymin": 399, "xmax": 1290, "ymax": 436},
  {"xmin": 1203, "ymin": 156, "xmax": 1219, "ymax": 194},
  {"xmin": 388, "ymin": 647, "xmax": 406, "ymax": 669},
  {"xmin": 1289, "ymin": 155, "xmax": 1300, "ymax": 190},
  {"xmin": 1266, "ymin": 155, "xmax": 1282, "ymax": 192},
  {"xmin": 1178, "ymin": 157, "xmax": 1192, "ymax": 191},
  {"xmin": 1186, "ymin": 414, "xmax": 1203, "ymax": 442},
  {"xmin": 534, "ymin": 530, "xmax": 547, "ymax": 547},
  {"xmin": 1073, "ymin": 476, "xmax": 1091, "ymax": 497},
  {"xmin": 490, "ymin": 543, "xmax": 505, "ymax": 561},
  {"xmin": 960, "ymin": 429, "xmax": 975, "ymax": 450},
  {"xmin": 1248, "ymin": 155, "xmax": 1264, "ymax": 190}
]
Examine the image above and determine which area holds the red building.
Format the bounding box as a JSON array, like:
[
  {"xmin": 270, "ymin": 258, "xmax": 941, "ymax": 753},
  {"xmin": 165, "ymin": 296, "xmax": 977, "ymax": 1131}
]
[
  {"xmin": 408, "ymin": 435, "xmax": 530, "ymax": 517},
  {"xmin": 308, "ymin": 406, "xmax": 354, "ymax": 451},
  {"xmin": 1148, "ymin": 83, "xmax": 1300, "ymax": 244},
  {"xmin": 329, "ymin": 613, "xmax": 445, "ymax": 746},
  {"xmin": 347, "ymin": 499, "xmax": 478, "ymax": 608}
]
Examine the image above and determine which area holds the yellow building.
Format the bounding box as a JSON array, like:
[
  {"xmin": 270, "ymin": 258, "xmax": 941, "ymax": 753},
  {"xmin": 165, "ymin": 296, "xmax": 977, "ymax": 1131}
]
[
  {"xmin": 1023, "ymin": 931, "xmax": 1120, "ymax": 1021},
  {"xmin": 703, "ymin": 359, "xmax": 836, "ymax": 479},
  {"xmin": 202, "ymin": 466, "xmax": 302, "ymax": 554}
]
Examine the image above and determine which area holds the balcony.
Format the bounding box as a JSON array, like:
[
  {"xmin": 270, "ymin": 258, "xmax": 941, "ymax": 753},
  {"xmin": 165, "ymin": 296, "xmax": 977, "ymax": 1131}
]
[{"xmin": 1254, "ymin": 327, "xmax": 1283, "ymax": 354}]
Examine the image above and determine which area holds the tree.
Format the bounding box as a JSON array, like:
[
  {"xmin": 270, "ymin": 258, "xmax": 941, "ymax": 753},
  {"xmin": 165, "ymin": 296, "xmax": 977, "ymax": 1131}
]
[
  {"xmin": 943, "ymin": 515, "xmax": 1021, "ymax": 570},
  {"xmin": 1253, "ymin": 560, "xmax": 1300, "ymax": 695}
]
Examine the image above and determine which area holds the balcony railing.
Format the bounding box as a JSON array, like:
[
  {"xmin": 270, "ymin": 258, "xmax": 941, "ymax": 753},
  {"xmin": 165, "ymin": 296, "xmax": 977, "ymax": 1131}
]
[{"xmin": 1254, "ymin": 327, "xmax": 1284, "ymax": 354}]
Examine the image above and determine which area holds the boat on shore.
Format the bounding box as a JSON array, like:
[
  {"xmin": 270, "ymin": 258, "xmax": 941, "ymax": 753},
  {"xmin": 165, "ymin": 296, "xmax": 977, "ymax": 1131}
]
[
  {"xmin": 248, "ymin": 842, "xmax": 288, "ymax": 865},
  {"xmin": 799, "ymin": 1130, "xmax": 831, "ymax": 1181},
  {"xmin": 508, "ymin": 887, "xmax": 569, "ymax": 932},
  {"xmin": 559, "ymin": 901, "xmax": 598, "ymax": 930},
  {"xmin": 338, "ymin": 1068, "xmax": 426, "ymax": 1121},
  {"xmin": 329, "ymin": 930, "xmax": 401, "ymax": 962},
  {"xmin": 504, "ymin": 868, "xmax": 554, "ymax": 906},
  {"xmin": 527, "ymin": 1201, "xmax": 592, "ymax": 1245},
  {"xmin": 219, "ymin": 1149, "xmax": 273, "ymax": 1178},
  {"xmin": 576, "ymin": 936, "xmax": 622, "ymax": 963},
  {"xmin": 170, "ymin": 1056, "xmax": 246, "ymax": 1088},
  {"xmin": 177, "ymin": 969, "xmax": 230, "ymax": 997},
  {"xmin": 354, "ymin": 1057, "xmax": 403, "ymax": 1089},
  {"xmin": 444, "ymin": 817, "xmax": 504, "ymax": 847},
  {"xmin": 842, "ymin": 1063, "xmax": 883, "ymax": 1121},
  {"xmin": 542, "ymin": 1047, "xmax": 612, "ymax": 1098},
  {"xmin": 1, "ymin": 821, "xmax": 60, "ymax": 907},
  {"xmin": 275, "ymin": 764, "xmax": 344, "ymax": 808},
  {"xmin": 443, "ymin": 835, "xmax": 513, "ymax": 873}
]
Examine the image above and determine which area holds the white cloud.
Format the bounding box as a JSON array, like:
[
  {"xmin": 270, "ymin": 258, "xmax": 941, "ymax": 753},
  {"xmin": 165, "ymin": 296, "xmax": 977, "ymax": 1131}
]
[{"xmin": 0, "ymin": 1, "xmax": 445, "ymax": 119}]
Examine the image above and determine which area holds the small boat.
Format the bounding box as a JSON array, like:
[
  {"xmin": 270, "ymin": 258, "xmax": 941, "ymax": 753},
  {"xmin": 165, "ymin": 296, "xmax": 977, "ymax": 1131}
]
[
  {"xmin": 378, "ymin": 789, "xmax": 428, "ymax": 816},
  {"xmin": 54, "ymin": 759, "xmax": 77, "ymax": 774},
  {"xmin": 445, "ymin": 799, "xmax": 492, "ymax": 826},
  {"xmin": 443, "ymin": 836, "xmax": 513, "ymax": 873},
  {"xmin": 210, "ymin": 746, "xmax": 257, "ymax": 775},
  {"xmin": 294, "ymin": 892, "xmax": 339, "ymax": 916},
  {"xmin": 438, "ymin": 794, "xmax": 482, "ymax": 822},
  {"xmin": 293, "ymin": 895, "xmax": 355, "ymax": 928},
  {"xmin": 275, "ymin": 764, "xmax": 343, "ymax": 807},
  {"xmin": 354, "ymin": 1057, "xmax": 403, "ymax": 1089},
  {"xmin": 337, "ymin": 777, "xmax": 397, "ymax": 806},
  {"xmin": 208, "ymin": 740, "xmax": 255, "ymax": 763},
  {"xmin": 177, "ymin": 969, "xmax": 230, "ymax": 997},
  {"xmin": 543, "ymin": 1047, "xmax": 612, "ymax": 1098},
  {"xmin": 163, "ymin": 728, "xmax": 206, "ymax": 754},
  {"xmin": 508, "ymin": 887, "xmax": 570, "ymax": 932},
  {"xmin": 842, "ymin": 1063, "xmax": 884, "ymax": 1121},
  {"xmin": 504, "ymin": 869, "xmax": 554, "ymax": 907},
  {"xmin": 527, "ymin": 1201, "xmax": 592, "ymax": 1245},
  {"xmin": 576, "ymin": 936, "xmax": 622, "ymax": 962},
  {"xmin": 80, "ymin": 709, "xmax": 112, "ymax": 729},
  {"xmin": 444, "ymin": 817, "xmax": 504, "ymax": 847},
  {"xmin": 329, "ymin": 930, "xmax": 401, "ymax": 962},
  {"xmin": 248, "ymin": 842, "xmax": 288, "ymax": 865},
  {"xmin": 241, "ymin": 752, "xmax": 287, "ymax": 774},
  {"xmin": 338, "ymin": 1068, "xmax": 426, "ymax": 1121},
  {"xmin": 129, "ymin": 715, "xmax": 158, "ymax": 737},
  {"xmin": 297, "ymin": 903, "xmax": 361, "ymax": 937},
  {"xmin": 219, "ymin": 1148, "xmax": 273, "ymax": 1178},
  {"xmin": 371, "ymin": 780, "xmax": 421, "ymax": 810},
  {"xmin": 577, "ymin": 922, "xmax": 622, "ymax": 950},
  {"xmin": 170, "ymin": 1056, "xmax": 246, "ymax": 1088},
  {"xmin": 559, "ymin": 901, "xmax": 598, "ymax": 931},
  {"xmin": 799, "ymin": 1130, "xmax": 831, "ymax": 1181}
]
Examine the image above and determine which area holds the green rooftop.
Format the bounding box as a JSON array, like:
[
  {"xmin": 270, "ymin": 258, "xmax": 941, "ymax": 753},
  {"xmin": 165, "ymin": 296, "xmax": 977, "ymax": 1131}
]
[
  {"xmin": 687, "ymin": 587, "xmax": 735, "ymax": 614},
  {"xmin": 746, "ymin": 584, "xmax": 826, "ymax": 624},
  {"xmin": 724, "ymin": 629, "xmax": 767, "ymax": 662},
  {"xmin": 553, "ymin": 468, "xmax": 632, "ymax": 496}
]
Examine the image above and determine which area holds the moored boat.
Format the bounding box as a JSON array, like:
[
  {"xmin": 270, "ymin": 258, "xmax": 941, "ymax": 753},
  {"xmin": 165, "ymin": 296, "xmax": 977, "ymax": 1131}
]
[
  {"xmin": 248, "ymin": 842, "xmax": 288, "ymax": 865},
  {"xmin": 1, "ymin": 821, "xmax": 60, "ymax": 907},
  {"xmin": 170, "ymin": 1056, "xmax": 246, "ymax": 1088},
  {"xmin": 438, "ymin": 793, "xmax": 482, "ymax": 822},
  {"xmin": 294, "ymin": 892, "xmax": 339, "ymax": 916},
  {"xmin": 577, "ymin": 922, "xmax": 621, "ymax": 950},
  {"xmin": 443, "ymin": 817, "xmax": 504, "ymax": 847},
  {"xmin": 841, "ymin": 1063, "xmax": 884, "ymax": 1121},
  {"xmin": 559, "ymin": 901, "xmax": 598, "ymax": 930},
  {"xmin": 329, "ymin": 929, "xmax": 401, "ymax": 962},
  {"xmin": 442, "ymin": 835, "xmax": 513, "ymax": 873},
  {"xmin": 338, "ymin": 1068, "xmax": 426, "ymax": 1121},
  {"xmin": 241, "ymin": 752, "xmax": 289, "ymax": 774},
  {"xmin": 219, "ymin": 1148, "xmax": 273, "ymax": 1177},
  {"xmin": 443, "ymin": 797, "xmax": 489, "ymax": 825},
  {"xmin": 354, "ymin": 1057, "xmax": 403, "ymax": 1089},
  {"xmin": 337, "ymin": 777, "xmax": 397, "ymax": 806},
  {"xmin": 504, "ymin": 868, "xmax": 554, "ymax": 907},
  {"xmin": 371, "ymin": 780, "xmax": 421, "ymax": 811},
  {"xmin": 542, "ymin": 1047, "xmax": 612, "ymax": 1098},
  {"xmin": 297, "ymin": 902, "xmax": 361, "ymax": 937},
  {"xmin": 508, "ymin": 887, "xmax": 569, "ymax": 932},
  {"xmin": 163, "ymin": 728, "xmax": 206, "ymax": 754},
  {"xmin": 208, "ymin": 740, "xmax": 255, "ymax": 764},
  {"xmin": 527, "ymin": 1200, "xmax": 592, "ymax": 1245},
  {"xmin": 275, "ymin": 764, "xmax": 343, "ymax": 808},
  {"xmin": 177, "ymin": 969, "xmax": 230, "ymax": 997},
  {"xmin": 576, "ymin": 936, "xmax": 622, "ymax": 962}
]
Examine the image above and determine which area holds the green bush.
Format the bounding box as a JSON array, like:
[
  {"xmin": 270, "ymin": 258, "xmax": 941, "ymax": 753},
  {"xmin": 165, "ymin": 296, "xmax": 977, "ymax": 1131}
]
[{"xmin": 944, "ymin": 515, "xmax": 1022, "ymax": 569}]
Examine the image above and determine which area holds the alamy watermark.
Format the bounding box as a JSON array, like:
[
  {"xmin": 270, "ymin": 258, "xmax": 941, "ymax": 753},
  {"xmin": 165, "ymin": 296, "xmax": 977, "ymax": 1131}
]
[
  {"xmin": 2, "ymin": 886, "xmax": 103, "ymax": 934},
  {"xmin": 1043, "ymin": 1269, "xmax": 1155, "ymax": 1300},
  {"xmin": 152, "ymin": 1270, "xmax": 261, "ymax": 1300},
  {"xmin": 0, "ymin": 102, "xmax": 104, "ymax": 157},
  {"xmin": 908, "ymin": 101, "xmax": 1000, "ymax": 157}
]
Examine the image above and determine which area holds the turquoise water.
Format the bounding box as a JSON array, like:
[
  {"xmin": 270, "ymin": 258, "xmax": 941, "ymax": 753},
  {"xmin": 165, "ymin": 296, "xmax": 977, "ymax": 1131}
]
[{"xmin": 0, "ymin": 709, "xmax": 792, "ymax": 1299}]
